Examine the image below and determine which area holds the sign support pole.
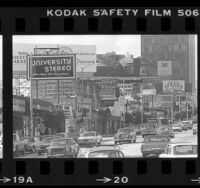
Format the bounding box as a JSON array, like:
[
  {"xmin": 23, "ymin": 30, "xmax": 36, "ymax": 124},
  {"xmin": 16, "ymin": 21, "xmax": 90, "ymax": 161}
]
[{"xmin": 30, "ymin": 53, "xmax": 34, "ymax": 139}]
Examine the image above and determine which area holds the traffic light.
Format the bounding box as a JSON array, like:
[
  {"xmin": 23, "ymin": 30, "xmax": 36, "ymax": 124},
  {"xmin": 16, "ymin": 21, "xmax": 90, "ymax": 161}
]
[
  {"xmin": 115, "ymin": 87, "xmax": 120, "ymax": 98},
  {"xmin": 105, "ymin": 108, "xmax": 111, "ymax": 117}
]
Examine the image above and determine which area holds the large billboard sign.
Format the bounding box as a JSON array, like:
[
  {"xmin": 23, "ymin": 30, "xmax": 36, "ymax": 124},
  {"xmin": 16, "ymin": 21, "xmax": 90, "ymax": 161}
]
[
  {"xmin": 13, "ymin": 43, "xmax": 96, "ymax": 77},
  {"xmin": 28, "ymin": 55, "xmax": 76, "ymax": 79},
  {"xmin": 163, "ymin": 80, "xmax": 185, "ymax": 94},
  {"xmin": 158, "ymin": 61, "xmax": 172, "ymax": 76},
  {"xmin": 142, "ymin": 89, "xmax": 156, "ymax": 95}
]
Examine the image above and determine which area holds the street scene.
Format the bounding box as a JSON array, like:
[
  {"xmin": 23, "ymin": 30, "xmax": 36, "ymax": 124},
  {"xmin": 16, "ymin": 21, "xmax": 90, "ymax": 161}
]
[{"xmin": 13, "ymin": 35, "xmax": 198, "ymax": 158}]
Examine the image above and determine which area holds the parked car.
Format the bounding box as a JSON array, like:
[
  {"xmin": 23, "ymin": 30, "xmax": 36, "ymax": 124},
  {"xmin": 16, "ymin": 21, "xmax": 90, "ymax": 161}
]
[
  {"xmin": 13, "ymin": 134, "xmax": 28, "ymax": 157},
  {"xmin": 77, "ymin": 131, "xmax": 102, "ymax": 147},
  {"xmin": 159, "ymin": 143, "xmax": 198, "ymax": 158},
  {"xmin": 192, "ymin": 124, "xmax": 197, "ymax": 135},
  {"xmin": 77, "ymin": 145, "xmax": 125, "ymax": 158},
  {"xmin": 46, "ymin": 137, "xmax": 79, "ymax": 158},
  {"xmin": 141, "ymin": 135, "xmax": 171, "ymax": 158},
  {"xmin": 35, "ymin": 136, "xmax": 58, "ymax": 155},
  {"xmin": 172, "ymin": 123, "xmax": 182, "ymax": 132},
  {"xmin": 114, "ymin": 127, "xmax": 137, "ymax": 144}
]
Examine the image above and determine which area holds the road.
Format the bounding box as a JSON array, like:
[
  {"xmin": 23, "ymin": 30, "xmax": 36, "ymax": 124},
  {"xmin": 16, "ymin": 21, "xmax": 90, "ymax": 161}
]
[{"xmin": 16, "ymin": 130, "xmax": 197, "ymax": 158}]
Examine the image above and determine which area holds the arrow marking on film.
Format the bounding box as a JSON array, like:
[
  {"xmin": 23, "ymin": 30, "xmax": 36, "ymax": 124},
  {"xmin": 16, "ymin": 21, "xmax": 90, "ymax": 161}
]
[
  {"xmin": 191, "ymin": 177, "xmax": 200, "ymax": 183},
  {"xmin": 0, "ymin": 177, "xmax": 11, "ymax": 183},
  {"xmin": 96, "ymin": 177, "xmax": 112, "ymax": 183}
]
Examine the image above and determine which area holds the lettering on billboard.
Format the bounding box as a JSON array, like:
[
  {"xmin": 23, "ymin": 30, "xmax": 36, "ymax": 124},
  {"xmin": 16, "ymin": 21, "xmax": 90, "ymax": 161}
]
[
  {"xmin": 163, "ymin": 80, "xmax": 185, "ymax": 93},
  {"xmin": 28, "ymin": 55, "xmax": 76, "ymax": 79},
  {"xmin": 158, "ymin": 61, "xmax": 172, "ymax": 76}
]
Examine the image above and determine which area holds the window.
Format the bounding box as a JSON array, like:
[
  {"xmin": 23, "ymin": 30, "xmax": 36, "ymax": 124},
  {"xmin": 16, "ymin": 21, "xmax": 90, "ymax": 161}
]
[{"xmin": 166, "ymin": 145, "xmax": 172, "ymax": 154}]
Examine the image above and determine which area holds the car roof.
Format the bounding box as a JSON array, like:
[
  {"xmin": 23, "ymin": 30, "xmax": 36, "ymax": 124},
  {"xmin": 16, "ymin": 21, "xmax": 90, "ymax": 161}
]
[
  {"xmin": 52, "ymin": 137, "xmax": 73, "ymax": 141},
  {"xmin": 83, "ymin": 131, "xmax": 96, "ymax": 134},
  {"xmin": 145, "ymin": 135, "xmax": 169, "ymax": 138},
  {"xmin": 168, "ymin": 142, "xmax": 197, "ymax": 146},
  {"xmin": 87, "ymin": 146, "xmax": 120, "ymax": 152}
]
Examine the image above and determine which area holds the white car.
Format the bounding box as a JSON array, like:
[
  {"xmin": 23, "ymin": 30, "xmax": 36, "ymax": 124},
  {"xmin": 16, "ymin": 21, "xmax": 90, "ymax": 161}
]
[
  {"xmin": 159, "ymin": 143, "xmax": 198, "ymax": 158},
  {"xmin": 77, "ymin": 131, "xmax": 102, "ymax": 146},
  {"xmin": 172, "ymin": 124, "xmax": 182, "ymax": 132}
]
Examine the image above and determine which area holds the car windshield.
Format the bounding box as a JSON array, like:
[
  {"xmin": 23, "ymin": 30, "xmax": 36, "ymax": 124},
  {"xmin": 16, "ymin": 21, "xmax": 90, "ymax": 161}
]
[
  {"xmin": 56, "ymin": 133, "xmax": 65, "ymax": 137},
  {"xmin": 88, "ymin": 150, "xmax": 119, "ymax": 158},
  {"xmin": 50, "ymin": 139, "xmax": 72, "ymax": 147},
  {"xmin": 118, "ymin": 129, "xmax": 133, "ymax": 134},
  {"xmin": 174, "ymin": 145, "xmax": 197, "ymax": 155},
  {"xmin": 82, "ymin": 132, "xmax": 96, "ymax": 137},
  {"xmin": 145, "ymin": 137, "xmax": 169, "ymax": 142}
]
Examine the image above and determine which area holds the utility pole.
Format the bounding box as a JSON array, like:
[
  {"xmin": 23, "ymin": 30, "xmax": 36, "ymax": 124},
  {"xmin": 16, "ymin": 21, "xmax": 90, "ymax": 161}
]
[{"xmin": 30, "ymin": 54, "xmax": 34, "ymax": 139}]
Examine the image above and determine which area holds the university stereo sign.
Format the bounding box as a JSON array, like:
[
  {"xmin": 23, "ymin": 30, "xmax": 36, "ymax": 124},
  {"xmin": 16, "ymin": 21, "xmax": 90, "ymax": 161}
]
[{"xmin": 28, "ymin": 55, "xmax": 76, "ymax": 79}]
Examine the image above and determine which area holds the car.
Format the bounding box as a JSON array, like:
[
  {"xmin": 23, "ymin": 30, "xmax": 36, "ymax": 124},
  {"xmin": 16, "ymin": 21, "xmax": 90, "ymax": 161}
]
[
  {"xmin": 35, "ymin": 136, "xmax": 58, "ymax": 155},
  {"xmin": 13, "ymin": 134, "xmax": 28, "ymax": 157},
  {"xmin": 66, "ymin": 132, "xmax": 80, "ymax": 142},
  {"xmin": 182, "ymin": 121, "xmax": 192, "ymax": 130},
  {"xmin": 55, "ymin": 132, "xmax": 68, "ymax": 138},
  {"xmin": 141, "ymin": 135, "xmax": 171, "ymax": 158},
  {"xmin": 77, "ymin": 131, "xmax": 102, "ymax": 147},
  {"xmin": 114, "ymin": 127, "xmax": 137, "ymax": 144},
  {"xmin": 45, "ymin": 138, "xmax": 79, "ymax": 158},
  {"xmin": 141, "ymin": 124, "xmax": 159, "ymax": 138},
  {"xmin": 77, "ymin": 145, "xmax": 125, "ymax": 158},
  {"xmin": 159, "ymin": 143, "xmax": 198, "ymax": 158},
  {"xmin": 192, "ymin": 124, "xmax": 197, "ymax": 135},
  {"xmin": 159, "ymin": 126, "xmax": 174, "ymax": 138},
  {"xmin": 172, "ymin": 123, "xmax": 182, "ymax": 132}
]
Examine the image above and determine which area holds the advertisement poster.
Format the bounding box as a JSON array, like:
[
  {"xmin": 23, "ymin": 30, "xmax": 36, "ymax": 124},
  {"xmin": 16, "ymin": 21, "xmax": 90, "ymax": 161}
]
[
  {"xmin": 163, "ymin": 80, "xmax": 185, "ymax": 94},
  {"xmin": 158, "ymin": 61, "xmax": 172, "ymax": 76}
]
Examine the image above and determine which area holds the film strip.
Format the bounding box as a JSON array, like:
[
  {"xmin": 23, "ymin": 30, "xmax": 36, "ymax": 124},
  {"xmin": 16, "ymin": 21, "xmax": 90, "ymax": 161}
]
[{"xmin": 0, "ymin": 5, "xmax": 199, "ymax": 186}]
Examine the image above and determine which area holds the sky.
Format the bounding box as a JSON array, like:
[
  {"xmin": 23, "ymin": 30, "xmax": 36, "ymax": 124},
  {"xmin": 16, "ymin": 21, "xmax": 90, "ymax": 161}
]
[
  {"xmin": 13, "ymin": 35, "xmax": 197, "ymax": 81},
  {"xmin": 13, "ymin": 35, "xmax": 141, "ymax": 56}
]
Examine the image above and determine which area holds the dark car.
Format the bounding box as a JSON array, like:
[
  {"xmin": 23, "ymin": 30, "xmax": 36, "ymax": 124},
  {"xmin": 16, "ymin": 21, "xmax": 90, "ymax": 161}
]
[
  {"xmin": 114, "ymin": 128, "xmax": 136, "ymax": 144},
  {"xmin": 141, "ymin": 124, "xmax": 159, "ymax": 138},
  {"xmin": 141, "ymin": 135, "xmax": 171, "ymax": 158},
  {"xmin": 46, "ymin": 138, "xmax": 79, "ymax": 158}
]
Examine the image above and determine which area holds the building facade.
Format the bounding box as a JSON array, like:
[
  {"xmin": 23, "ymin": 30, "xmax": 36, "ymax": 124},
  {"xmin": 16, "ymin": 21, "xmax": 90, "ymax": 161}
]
[{"xmin": 141, "ymin": 35, "xmax": 196, "ymax": 91}]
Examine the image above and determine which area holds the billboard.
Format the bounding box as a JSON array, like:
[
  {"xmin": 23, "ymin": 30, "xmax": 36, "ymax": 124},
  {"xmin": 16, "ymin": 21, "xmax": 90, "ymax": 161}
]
[
  {"xmin": 158, "ymin": 61, "xmax": 172, "ymax": 76},
  {"xmin": 142, "ymin": 89, "xmax": 156, "ymax": 95},
  {"xmin": 13, "ymin": 43, "xmax": 96, "ymax": 77},
  {"xmin": 163, "ymin": 80, "xmax": 185, "ymax": 94},
  {"xmin": 28, "ymin": 55, "xmax": 76, "ymax": 79}
]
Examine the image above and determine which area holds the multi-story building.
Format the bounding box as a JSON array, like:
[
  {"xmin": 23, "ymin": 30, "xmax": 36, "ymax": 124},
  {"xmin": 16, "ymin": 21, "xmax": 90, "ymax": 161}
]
[
  {"xmin": 141, "ymin": 35, "xmax": 196, "ymax": 92},
  {"xmin": 141, "ymin": 35, "xmax": 197, "ymax": 120}
]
